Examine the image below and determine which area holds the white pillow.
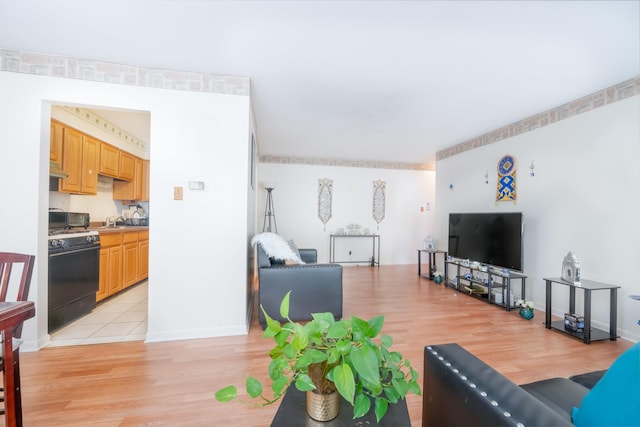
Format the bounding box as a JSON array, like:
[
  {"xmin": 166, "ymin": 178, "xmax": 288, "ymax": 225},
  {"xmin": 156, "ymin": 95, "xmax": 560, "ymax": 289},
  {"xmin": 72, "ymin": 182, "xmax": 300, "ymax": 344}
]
[{"xmin": 251, "ymin": 232, "xmax": 305, "ymax": 264}]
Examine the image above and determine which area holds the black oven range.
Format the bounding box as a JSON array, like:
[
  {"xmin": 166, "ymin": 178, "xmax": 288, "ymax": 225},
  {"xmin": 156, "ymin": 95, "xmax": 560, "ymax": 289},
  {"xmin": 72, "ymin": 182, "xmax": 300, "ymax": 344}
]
[{"xmin": 48, "ymin": 211, "xmax": 100, "ymax": 333}]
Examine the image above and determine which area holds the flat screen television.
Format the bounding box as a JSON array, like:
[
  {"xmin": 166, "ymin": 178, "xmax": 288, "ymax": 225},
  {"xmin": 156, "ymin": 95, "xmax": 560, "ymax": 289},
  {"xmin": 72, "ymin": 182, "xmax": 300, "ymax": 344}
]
[{"xmin": 448, "ymin": 212, "xmax": 524, "ymax": 271}]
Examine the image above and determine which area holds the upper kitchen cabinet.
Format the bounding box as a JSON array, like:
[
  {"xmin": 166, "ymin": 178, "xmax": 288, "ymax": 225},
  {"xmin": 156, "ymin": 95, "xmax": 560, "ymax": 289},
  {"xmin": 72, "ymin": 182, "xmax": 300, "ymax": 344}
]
[
  {"xmin": 50, "ymin": 120, "xmax": 68, "ymax": 178},
  {"xmin": 99, "ymin": 141, "xmax": 139, "ymax": 182},
  {"xmin": 59, "ymin": 127, "xmax": 82, "ymax": 192},
  {"xmin": 99, "ymin": 142, "xmax": 120, "ymax": 178},
  {"xmin": 141, "ymin": 160, "xmax": 150, "ymax": 201},
  {"xmin": 113, "ymin": 156, "xmax": 148, "ymax": 201},
  {"xmin": 81, "ymin": 136, "xmax": 100, "ymax": 194},
  {"xmin": 119, "ymin": 151, "xmax": 135, "ymax": 181},
  {"xmin": 50, "ymin": 120, "xmax": 64, "ymax": 165},
  {"xmin": 51, "ymin": 118, "xmax": 148, "ymax": 198},
  {"xmin": 59, "ymin": 127, "xmax": 99, "ymax": 195}
]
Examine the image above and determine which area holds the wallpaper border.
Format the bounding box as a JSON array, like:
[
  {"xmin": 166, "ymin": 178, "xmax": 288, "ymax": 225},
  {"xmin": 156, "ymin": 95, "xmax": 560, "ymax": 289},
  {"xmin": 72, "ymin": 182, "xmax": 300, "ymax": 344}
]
[
  {"xmin": 436, "ymin": 77, "xmax": 640, "ymax": 161},
  {"xmin": 2, "ymin": 49, "xmax": 637, "ymax": 170},
  {"xmin": 0, "ymin": 49, "xmax": 250, "ymax": 95}
]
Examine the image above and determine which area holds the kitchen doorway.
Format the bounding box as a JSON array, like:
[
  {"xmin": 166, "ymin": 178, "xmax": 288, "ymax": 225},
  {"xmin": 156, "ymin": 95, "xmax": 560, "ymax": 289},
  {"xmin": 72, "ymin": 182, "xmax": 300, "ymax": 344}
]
[{"xmin": 47, "ymin": 102, "xmax": 151, "ymax": 346}]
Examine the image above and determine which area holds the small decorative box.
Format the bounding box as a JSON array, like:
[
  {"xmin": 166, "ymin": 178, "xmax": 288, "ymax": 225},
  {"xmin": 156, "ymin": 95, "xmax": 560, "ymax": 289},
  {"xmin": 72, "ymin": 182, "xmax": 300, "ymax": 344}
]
[{"xmin": 564, "ymin": 313, "xmax": 585, "ymax": 332}]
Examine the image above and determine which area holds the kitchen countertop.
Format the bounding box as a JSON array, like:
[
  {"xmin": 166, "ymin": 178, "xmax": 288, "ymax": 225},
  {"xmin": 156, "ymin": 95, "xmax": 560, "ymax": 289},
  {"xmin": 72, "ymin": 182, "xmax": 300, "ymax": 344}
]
[{"xmin": 89, "ymin": 225, "xmax": 149, "ymax": 234}]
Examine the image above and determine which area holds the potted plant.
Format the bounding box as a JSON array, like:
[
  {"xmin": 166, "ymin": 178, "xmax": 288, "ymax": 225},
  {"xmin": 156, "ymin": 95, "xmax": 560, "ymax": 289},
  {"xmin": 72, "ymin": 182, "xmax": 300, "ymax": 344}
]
[
  {"xmin": 433, "ymin": 271, "xmax": 443, "ymax": 284},
  {"xmin": 516, "ymin": 299, "xmax": 535, "ymax": 320},
  {"xmin": 215, "ymin": 291, "xmax": 421, "ymax": 422}
]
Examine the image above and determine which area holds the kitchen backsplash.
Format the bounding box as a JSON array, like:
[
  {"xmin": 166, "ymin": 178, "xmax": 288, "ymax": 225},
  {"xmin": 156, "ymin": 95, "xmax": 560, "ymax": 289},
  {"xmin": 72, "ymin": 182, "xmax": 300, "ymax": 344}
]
[{"xmin": 49, "ymin": 175, "xmax": 149, "ymax": 224}]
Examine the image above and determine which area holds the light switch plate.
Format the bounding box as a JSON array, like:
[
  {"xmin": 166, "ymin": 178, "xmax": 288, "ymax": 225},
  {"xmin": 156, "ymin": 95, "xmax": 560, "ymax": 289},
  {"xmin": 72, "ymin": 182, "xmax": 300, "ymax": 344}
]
[{"xmin": 174, "ymin": 186, "xmax": 183, "ymax": 200}]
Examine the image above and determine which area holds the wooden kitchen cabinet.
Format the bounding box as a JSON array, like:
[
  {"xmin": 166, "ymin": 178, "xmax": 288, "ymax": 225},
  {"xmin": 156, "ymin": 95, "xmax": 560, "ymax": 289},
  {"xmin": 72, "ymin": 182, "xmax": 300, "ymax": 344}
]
[
  {"xmin": 119, "ymin": 151, "xmax": 135, "ymax": 181},
  {"xmin": 81, "ymin": 136, "xmax": 100, "ymax": 194},
  {"xmin": 59, "ymin": 127, "xmax": 83, "ymax": 193},
  {"xmin": 141, "ymin": 159, "xmax": 150, "ymax": 202},
  {"xmin": 133, "ymin": 157, "xmax": 144, "ymax": 199},
  {"xmin": 138, "ymin": 230, "xmax": 149, "ymax": 280},
  {"xmin": 59, "ymin": 127, "xmax": 99, "ymax": 195},
  {"xmin": 97, "ymin": 249, "xmax": 109, "ymax": 302},
  {"xmin": 50, "ymin": 120, "xmax": 64, "ymax": 164},
  {"xmin": 97, "ymin": 229, "xmax": 148, "ymax": 302},
  {"xmin": 113, "ymin": 156, "xmax": 145, "ymax": 201},
  {"xmin": 122, "ymin": 231, "xmax": 139, "ymax": 288},
  {"xmin": 108, "ymin": 245, "xmax": 123, "ymax": 295},
  {"xmin": 101, "ymin": 140, "xmax": 142, "ymax": 183},
  {"xmin": 99, "ymin": 233, "xmax": 123, "ymax": 300},
  {"xmin": 52, "ymin": 119, "xmax": 146, "ymax": 198},
  {"xmin": 99, "ymin": 142, "xmax": 120, "ymax": 178}
]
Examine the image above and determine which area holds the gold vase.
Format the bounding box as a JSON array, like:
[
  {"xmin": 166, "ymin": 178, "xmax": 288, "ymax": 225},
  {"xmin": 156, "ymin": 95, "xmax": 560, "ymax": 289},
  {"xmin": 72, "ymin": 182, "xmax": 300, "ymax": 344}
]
[{"xmin": 306, "ymin": 390, "xmax": 339, "ymax": 421}]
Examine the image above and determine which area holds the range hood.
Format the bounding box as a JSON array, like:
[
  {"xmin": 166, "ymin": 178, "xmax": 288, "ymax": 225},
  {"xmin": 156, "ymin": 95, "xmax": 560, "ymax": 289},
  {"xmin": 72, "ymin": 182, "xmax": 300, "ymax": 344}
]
[{"xmin": 49, "ymin": 161, "xmax": 69, "ymax": 179}]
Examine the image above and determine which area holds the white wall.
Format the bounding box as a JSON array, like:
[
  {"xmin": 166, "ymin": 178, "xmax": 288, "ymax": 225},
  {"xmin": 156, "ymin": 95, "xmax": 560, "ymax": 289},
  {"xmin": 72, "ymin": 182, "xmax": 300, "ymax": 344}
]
[
  {"xmin": 258, "ymin": 162, "xmax": 436, "ymax": 265},
  {"xmin": 0, "ymin": 70, "xmax": 252, "ymax": 350},
  {"xmin": 435, "ymin": 96, "xmax": 640, "ymax": 342}
]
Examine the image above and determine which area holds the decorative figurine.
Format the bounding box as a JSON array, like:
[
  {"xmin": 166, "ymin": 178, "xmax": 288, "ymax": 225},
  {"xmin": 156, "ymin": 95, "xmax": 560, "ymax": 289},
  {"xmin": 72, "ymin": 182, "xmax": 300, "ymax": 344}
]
[{"xmin": 561, "ymin": 251, "xmax": 581, "ymax": 285}]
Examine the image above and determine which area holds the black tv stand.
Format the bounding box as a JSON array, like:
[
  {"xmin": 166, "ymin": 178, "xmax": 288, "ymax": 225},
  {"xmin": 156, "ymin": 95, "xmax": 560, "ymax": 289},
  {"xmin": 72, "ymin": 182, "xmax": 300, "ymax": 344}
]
[{"xmin": 446, "ymin": 259, "xmax": 527, "ymax": 311}]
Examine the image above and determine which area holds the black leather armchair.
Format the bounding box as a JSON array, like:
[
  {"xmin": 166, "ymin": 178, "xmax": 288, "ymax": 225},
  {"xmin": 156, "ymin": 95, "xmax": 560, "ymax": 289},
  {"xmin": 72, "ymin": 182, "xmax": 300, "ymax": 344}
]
[
  {"xmin": 422, "ymin": 343, "xmax": 605, "ymax": 427},
  {"xmin": 257, "ymin": 243, "xmax": 343, "ymax": 329}
]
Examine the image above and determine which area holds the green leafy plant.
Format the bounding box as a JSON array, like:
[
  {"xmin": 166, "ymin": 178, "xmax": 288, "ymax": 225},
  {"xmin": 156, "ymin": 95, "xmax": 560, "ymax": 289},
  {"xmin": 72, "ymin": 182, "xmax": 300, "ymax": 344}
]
[{"xmin": 215, "ymin": 291, "xmax": 421, "ymax": 422}]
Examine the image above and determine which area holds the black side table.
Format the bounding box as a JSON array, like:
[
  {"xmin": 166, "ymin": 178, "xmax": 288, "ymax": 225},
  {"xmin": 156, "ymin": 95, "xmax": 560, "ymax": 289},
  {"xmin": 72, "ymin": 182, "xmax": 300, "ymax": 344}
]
[
  {"xmin": 544, "ymin": 277, "xmax": 619, "ymax": 344},
  {"xmin": 271, "ymin": 386, "xmax": 411, "ymax": 427},
  {"xmin": 417, "ymin": 249, "xmax": 447, "ymax": 281}
]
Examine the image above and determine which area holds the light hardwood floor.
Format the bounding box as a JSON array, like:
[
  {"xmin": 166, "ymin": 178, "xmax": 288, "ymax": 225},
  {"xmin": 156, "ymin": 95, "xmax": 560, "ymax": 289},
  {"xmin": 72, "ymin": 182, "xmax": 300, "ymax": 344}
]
[{"xmin": 14, "ymin": 265, "xmax": 632, "ymax": 426}]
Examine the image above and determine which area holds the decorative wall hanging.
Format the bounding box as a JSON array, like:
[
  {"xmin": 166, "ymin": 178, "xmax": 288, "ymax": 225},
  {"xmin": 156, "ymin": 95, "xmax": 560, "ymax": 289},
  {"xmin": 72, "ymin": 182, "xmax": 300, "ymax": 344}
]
[
  {"xmin": 317, "ymin": 178, "xmax": 333, "ymax": 231},
  {"xmin": 496, "ymin": 154, "xmax": 517, "ymax": 204},
  {"xmin": 372, "ymin": 180, "xmax": 386, "ymax": 229}
]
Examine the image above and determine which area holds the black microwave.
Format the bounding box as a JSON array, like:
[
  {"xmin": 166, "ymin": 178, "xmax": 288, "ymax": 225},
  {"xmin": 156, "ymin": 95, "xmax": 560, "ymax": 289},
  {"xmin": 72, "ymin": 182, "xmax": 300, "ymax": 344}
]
[{"xmin": 49, "ymin": 211, "xmax": 90, "ymax": 230}]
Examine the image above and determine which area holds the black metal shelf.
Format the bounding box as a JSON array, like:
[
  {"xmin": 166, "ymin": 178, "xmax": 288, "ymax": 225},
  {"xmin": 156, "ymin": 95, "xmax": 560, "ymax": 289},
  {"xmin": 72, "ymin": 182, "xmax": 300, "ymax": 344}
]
[
  {"xmin": 548, "ymin": 320, "xmax": 614, "ymax": 342},
  {"xmin": 446, "ymin": 260, "xmax": 527, "ymax": 312},
  {"xmin": 330, "ymin": 234, "xmax": 380, "ymax": 267}
]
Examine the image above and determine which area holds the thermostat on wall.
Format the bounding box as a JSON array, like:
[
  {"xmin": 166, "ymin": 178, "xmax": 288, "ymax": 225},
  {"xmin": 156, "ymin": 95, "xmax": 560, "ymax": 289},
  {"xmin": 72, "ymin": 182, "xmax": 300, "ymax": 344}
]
[{"xmin": 189, "ymin": 181, "xmax": 205, "ymax": 190}]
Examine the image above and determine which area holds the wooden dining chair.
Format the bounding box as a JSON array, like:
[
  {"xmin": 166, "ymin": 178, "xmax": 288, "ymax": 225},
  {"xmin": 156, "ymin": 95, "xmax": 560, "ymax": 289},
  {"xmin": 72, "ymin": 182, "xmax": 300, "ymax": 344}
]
[{"xmin": 0, "ymin": 252, "xmax": 35, "ymax": 426}]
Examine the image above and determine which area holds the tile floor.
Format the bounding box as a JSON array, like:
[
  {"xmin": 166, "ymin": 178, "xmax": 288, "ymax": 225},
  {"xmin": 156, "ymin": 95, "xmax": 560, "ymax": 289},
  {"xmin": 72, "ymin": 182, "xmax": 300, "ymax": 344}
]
[{"xmin": 49, "ymin": 281, "xmax": 148, "ymax": 347}]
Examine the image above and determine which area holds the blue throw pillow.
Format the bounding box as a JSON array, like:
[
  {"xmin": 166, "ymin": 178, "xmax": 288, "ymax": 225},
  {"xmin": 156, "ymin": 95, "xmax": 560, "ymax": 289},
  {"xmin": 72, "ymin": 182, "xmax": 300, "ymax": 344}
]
[{"xmin": 572, "ymin": 342, "xmax": 640, "ymax": 426}]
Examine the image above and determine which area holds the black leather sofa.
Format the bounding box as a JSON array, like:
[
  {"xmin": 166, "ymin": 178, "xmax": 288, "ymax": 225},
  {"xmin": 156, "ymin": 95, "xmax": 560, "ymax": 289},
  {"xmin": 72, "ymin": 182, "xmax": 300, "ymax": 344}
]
[
  {"xmin": 422, "ymin": 343, "xmax": 606, "ymax": 427},
  {"xmin": 257, "ymin": 243, "xmax": 343, "ymax": 329}
]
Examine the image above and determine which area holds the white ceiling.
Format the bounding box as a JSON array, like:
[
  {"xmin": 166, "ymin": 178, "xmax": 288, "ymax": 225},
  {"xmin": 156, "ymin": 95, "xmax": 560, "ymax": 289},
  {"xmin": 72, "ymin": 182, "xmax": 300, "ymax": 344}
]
[{"xmin": 1, "ymin": 1, "xmax": 638, "ymax": 167}]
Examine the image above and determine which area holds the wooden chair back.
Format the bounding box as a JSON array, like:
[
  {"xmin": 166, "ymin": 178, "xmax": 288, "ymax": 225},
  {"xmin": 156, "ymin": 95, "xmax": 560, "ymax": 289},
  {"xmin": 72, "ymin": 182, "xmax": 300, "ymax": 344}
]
[{"xmin": 0, "ymin": 253, "xmax": 35, "ymax": 339}]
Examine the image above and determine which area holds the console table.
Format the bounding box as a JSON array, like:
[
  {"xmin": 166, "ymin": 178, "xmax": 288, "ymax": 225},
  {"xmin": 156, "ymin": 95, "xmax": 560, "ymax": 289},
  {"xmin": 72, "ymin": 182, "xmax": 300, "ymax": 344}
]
[
  {"xmin": 329, "ymin": 234, "xmax": 380, "ymax": 267},
  {"xmin": 0, "ymin": 301, "xmax": 36, "ymax": 427},
  {"xmin": 417, "ymin": 249, "xmax": 448, "ymax": 281},
  {"xmin": 544, "ymin": 277, "xmax": 619, "ymax": 344},
  {"xmin": 271, "ymin": 385, "xmax": 410, "ymax": 426}
]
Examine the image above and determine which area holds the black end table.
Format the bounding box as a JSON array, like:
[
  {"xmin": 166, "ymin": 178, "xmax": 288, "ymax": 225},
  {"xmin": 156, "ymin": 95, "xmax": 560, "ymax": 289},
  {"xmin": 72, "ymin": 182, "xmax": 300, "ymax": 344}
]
[
  {"xmin": 270, "ymin": 386, "xmax": 411, "ymax": 427},
  {"xmin": 417, "ymin": 249, "xmax": 447, "ymax": 281},
  {"xmin": 544, "ymin": 277, "xmax": 619, "ymax": 344}
]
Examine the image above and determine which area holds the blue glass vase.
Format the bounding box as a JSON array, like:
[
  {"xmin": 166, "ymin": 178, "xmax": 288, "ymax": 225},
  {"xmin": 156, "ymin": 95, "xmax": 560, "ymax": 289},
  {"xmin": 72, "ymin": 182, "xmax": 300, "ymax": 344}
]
[{"xmin": 519, "ymin": 307, "xmax": 534, "ymax": 320}]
